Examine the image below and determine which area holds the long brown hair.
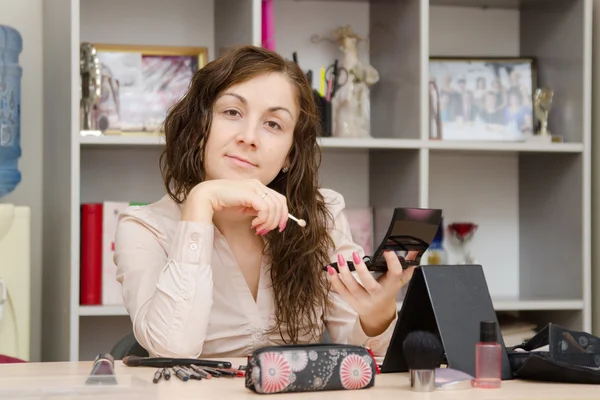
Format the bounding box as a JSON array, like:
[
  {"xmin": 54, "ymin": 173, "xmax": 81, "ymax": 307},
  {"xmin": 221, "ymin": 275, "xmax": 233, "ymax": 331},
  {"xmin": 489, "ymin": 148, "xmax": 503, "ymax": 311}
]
[{"xmin": 159, "ymin": 45, "xmax": 334, "ymax": 343}]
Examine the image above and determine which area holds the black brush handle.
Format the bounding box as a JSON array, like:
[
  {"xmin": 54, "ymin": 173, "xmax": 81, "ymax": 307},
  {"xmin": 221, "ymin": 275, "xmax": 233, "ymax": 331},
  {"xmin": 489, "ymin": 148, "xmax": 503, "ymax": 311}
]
[{"xmin": 123, "ymin": 355, "xmax": 231, "ymax": 369}]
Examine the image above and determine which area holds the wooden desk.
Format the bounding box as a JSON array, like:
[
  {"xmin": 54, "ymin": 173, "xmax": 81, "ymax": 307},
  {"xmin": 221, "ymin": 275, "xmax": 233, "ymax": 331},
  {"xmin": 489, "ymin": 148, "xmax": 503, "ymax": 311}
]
[{"xmin": 0, "ymin": 359, "xmax": 597, "ymax": 399}]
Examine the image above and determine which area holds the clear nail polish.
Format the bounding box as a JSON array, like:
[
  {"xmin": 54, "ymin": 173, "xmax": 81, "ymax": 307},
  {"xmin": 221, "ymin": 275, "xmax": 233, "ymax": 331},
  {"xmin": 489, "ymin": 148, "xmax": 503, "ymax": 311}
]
[{"xmin": 474, "ymin": 321, "xmax": 502, "ymax": 389}]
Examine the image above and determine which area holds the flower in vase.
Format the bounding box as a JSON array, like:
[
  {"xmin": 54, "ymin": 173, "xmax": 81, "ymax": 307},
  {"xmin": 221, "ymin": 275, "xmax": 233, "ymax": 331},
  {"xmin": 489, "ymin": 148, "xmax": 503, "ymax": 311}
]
[
  {"xmin": 447, "ymin": 222, "xmax": 478, "ymax": 264},
  {"xmin": 447, "ymin": 223, "xmax": 478, "ymax": 242}
]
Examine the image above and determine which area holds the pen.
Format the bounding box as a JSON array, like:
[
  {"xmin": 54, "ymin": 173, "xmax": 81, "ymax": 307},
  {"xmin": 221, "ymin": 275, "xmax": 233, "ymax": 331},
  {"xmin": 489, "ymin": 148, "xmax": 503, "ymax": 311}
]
[
  {"xmin": 218, "ymin": 368, "xmax": 245, "ymax": 377},
  {"xmin": 204, "ymin": 366, "xmax": 236, "ymax": 378},
  {"xmin": 200, "ymin": 366, "xmax": 222, "ymax": 378},
  {"xmin": 153, "ymin": 368, "xmax": 163, "ymax": 384},
  {"xmin": 163, "ymin": 367, "xmax": 171, "ymax": 380},
  {"xmin": 319, "ymin": 66, "xmax": 326, "ymax": 97}
]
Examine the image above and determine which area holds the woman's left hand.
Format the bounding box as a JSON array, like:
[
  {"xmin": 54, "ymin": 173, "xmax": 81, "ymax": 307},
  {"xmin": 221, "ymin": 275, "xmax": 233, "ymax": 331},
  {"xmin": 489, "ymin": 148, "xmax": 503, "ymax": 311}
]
[{"xmin": 326, "ymin": 250, "xmax": 418, "ymax": 337}]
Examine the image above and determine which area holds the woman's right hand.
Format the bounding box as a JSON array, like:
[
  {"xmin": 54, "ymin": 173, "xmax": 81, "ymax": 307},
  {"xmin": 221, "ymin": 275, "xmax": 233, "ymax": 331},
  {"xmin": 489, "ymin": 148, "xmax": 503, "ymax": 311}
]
[{"xmin": 182, "ymin": 179, "xmax": 289, "ymax": 234}]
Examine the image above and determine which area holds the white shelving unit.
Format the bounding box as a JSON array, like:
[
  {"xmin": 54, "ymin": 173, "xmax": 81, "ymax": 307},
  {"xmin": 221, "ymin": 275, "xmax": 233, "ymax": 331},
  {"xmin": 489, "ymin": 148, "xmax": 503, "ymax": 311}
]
[{"xmin": 42, "ymin": 0, "xmax": 592, "ymax": 361}]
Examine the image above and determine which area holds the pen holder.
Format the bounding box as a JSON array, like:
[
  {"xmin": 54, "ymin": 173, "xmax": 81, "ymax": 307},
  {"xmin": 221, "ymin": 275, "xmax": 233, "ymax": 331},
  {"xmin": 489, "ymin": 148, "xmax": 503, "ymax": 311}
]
[{"xmin": 313, "ymin": 90, "xmax": 332, "ymax": 137}]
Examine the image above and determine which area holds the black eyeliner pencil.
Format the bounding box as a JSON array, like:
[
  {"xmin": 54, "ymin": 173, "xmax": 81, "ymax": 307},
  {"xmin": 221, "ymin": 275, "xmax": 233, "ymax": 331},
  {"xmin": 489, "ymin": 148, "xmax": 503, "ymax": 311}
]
[
  {"xmin": 189, "ymin": 365, "xmax": 211, "ymax": 379},
  {"xmin": 200, "ymin": 366, "xmax": 222, "ymax": 378}
]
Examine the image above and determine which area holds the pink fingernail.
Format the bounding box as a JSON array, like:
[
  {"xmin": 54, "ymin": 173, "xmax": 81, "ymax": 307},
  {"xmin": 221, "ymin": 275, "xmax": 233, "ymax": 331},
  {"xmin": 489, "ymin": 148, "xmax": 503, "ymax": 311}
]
[
  {"xmin": 352, "ymin": 252, "xmax": 361, "ymax": 265},
  {"xmin": 327, "ymin": 266, "xmax": 335, "ymax": 276},
  {"xmin": 337, "ymin": 254, "xmax": 345, "ymax": 267}
]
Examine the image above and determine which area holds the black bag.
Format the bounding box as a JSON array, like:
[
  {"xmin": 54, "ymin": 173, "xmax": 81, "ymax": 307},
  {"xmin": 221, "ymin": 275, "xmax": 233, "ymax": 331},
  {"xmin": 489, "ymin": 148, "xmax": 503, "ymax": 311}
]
[{"xmin": 507, "ymin": 323, "xmax": 600, "ymax": 384}]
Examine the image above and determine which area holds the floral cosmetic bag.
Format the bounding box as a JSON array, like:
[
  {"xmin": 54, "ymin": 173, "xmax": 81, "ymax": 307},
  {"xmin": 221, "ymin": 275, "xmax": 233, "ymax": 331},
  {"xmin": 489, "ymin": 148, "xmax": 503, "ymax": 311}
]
[{"xmin": 245, "ymin": 343, "xmax": 378, "ymax": 394}]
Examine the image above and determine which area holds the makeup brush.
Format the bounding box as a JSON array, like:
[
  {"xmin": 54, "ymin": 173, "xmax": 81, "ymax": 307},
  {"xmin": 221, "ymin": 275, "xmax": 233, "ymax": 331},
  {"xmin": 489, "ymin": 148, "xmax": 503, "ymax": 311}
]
[
  {"xmin": 288, "ymin": 213, "xmax": 306, "ymax": 227},
  {"xmin": 402, "ymin": 330, "xmax": 444, "ymax": 392}
]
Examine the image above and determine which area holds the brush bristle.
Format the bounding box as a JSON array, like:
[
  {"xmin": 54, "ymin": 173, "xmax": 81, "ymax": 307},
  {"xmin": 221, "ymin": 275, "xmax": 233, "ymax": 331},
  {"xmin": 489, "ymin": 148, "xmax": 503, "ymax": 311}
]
[{"xmin": 402, "ymin": 330, "xmax": 444, "ymax": 370}]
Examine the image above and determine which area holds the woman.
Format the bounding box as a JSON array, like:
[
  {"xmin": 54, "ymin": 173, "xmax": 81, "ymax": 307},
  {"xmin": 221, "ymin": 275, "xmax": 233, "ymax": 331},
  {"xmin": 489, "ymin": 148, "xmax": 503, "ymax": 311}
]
[{"xmin": 114, "ymin": 45, "xmax": 416, "ymax": 359}]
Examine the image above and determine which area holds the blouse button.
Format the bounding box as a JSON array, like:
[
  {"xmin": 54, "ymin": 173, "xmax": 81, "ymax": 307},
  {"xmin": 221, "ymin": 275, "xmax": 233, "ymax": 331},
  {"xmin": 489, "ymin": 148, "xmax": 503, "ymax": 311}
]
[
  {"xmin": 189, "ymin": 243, "xmax": 198, "ymax": 251},
  {"xmin": 190, "ymin": 232, "xmax": 199, "ymax": 241}
]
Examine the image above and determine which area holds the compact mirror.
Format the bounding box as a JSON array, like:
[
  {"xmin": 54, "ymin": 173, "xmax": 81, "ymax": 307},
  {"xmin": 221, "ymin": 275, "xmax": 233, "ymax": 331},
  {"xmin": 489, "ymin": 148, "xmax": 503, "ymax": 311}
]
[
  {"xmin": 325, "ymin": 207, "xmax": 443, "ymax": 273},
  {"xmin": 366, "ymin": 207, "xmax": 443, "ymax": 272}
]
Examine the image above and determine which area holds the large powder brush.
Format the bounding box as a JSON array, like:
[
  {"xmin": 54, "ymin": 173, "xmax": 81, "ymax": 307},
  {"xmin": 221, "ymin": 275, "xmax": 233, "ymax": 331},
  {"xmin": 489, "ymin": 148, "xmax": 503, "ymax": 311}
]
[{"xmin": 402, "ymin": 330, "xmax": 445, "ymax": 392}]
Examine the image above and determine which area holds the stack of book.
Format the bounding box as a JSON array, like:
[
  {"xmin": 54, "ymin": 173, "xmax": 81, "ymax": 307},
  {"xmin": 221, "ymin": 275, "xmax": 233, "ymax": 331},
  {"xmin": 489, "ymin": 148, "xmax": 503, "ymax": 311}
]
[{"xmin": 80, "ymin": 201, "xmax": 145, "ymax": 306}]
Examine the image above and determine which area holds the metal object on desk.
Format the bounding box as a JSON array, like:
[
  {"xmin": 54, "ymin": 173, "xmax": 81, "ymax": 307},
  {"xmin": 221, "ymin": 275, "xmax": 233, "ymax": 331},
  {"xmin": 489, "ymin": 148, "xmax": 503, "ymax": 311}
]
[
  {"xmin": 533, "ymin": 87, "xmax": 554, "ymax": 137},
  {"xmin": 79, "ymin": 42, "xmax": 102, "ymax": 135},
  {"xmin": 86, "ymin": 353, "xmax": 118, "ymax": 385}
]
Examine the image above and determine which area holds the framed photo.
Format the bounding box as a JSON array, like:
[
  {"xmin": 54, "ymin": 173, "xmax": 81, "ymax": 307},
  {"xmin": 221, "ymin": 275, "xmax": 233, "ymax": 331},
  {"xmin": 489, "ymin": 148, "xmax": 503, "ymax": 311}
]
[
  {"xmin": 428, "ymin": 57, "xmax": 536, "ymax": 141},
  {"xmin": 91, "ymin": 44, "xmax": 208, "ymax": 135}
]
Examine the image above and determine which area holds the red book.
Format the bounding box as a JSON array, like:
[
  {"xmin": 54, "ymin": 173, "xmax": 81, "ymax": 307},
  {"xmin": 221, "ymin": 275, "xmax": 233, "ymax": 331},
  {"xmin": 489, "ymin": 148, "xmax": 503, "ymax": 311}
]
[{"xmin": 80, "ymin": 203, "xmax": 103, "ymax": 305}]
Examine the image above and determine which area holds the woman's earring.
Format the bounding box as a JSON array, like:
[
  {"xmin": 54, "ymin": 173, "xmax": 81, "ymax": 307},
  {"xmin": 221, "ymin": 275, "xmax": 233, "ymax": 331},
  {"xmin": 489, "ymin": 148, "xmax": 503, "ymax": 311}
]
[{"xmin": 282, "ymin": 166, "xmax": 289, "ymax": 173}]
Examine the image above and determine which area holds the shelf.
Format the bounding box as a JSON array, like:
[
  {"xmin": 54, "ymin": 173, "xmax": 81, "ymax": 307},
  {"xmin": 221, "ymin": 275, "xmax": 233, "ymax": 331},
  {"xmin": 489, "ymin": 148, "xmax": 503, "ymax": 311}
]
[
  {"xmin": 397, "ymin": 298, "xmax": 584, "ymax": 312},
  {"xmin": 79, "ymin": 134, "xmax": 165, "ymax": 146},
  {"xmin": 491, "ymin": 298, "xmax": 585, "ymax": 311},
  {"xmin": 80, "ymin": 297, "xmax": 583, "ymax": 318},
  {"xmin": 429, "ymin": 0, "xmax": 567, "ymax": 9},
  {"xmin": 79, "ymin": 306, "xmax": 128, "ymax": 316},
  {"xmin": 426, "ymin": 140, "xmax": 584, "ymax": 153},
  {"xmin": 79, "ymin": 135, "xmax": 424, "ymax": 149},
  {"xmin": 79, "ymin": 134, "xmax": 584, "ymax": 154},
  {"xmin": 318, "ymin": 137, "xmax": 422, "ymax": 149}
]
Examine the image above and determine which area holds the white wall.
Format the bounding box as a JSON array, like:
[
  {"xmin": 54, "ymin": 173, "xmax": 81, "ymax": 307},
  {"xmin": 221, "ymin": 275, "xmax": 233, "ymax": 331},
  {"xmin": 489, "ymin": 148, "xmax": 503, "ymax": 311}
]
[
  {"xmin": 273, "ymin": 0, "xmax": 370, "ymax": 93},
  {"xmin": 429, "ymin": 6, "xmax": 519, "ymax": 57},
  {"xmin": 0, "ymin": 0, "xmax": 43, "ymax": 362},
  {"xmin": 80, "ymin": 0, "xmax": 215, "ymax": 61}
]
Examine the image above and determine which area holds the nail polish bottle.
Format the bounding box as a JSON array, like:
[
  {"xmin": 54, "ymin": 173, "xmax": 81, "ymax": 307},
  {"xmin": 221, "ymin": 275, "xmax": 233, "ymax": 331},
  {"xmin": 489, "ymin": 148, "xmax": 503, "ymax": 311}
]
[{"xmin": 474, "ymin": 321, "xmax": 502, "ymax": 388}]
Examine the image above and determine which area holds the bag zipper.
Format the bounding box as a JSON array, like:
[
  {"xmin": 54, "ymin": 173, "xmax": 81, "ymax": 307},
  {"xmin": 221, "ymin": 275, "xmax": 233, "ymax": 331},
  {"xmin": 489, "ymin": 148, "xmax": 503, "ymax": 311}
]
[{"xmin": 251, "ymin": 343, "xmax": 368, "ymax": 356}]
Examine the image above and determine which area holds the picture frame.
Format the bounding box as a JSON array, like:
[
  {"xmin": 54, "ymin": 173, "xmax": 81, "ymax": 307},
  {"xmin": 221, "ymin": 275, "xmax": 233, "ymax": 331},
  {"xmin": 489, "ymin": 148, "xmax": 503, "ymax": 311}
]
[
  {"xmin": 428, "ymin": 57, "xmax": 536, "ymax": 141},
  {"xmin": 90, "ymin": 44, "xmax": 208, "ymax": 135}
]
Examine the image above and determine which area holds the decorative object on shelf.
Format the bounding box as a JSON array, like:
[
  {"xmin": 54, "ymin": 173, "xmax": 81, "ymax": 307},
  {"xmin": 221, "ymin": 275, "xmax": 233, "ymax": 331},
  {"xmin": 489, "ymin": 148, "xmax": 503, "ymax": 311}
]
[
  {"xmin": 429, "ymin": 57, "xmax": 535, "ymax": 142},
  {"xmin": 80, "ymin": 42, "xmax": 102, "ymax": 136},
  {"xmin": 261, "ymin": 0, "xmax": 275, "ymax": 51},
  {"xmin": 429, "ymin": 80, "xmax": 442, "ymax": 140},
  {"xmin": 312, "ymin": 25, "xmax": 379, "ymax": 139},
  {"xmin": 0, "ymin": 25, "xmax": 23, "ymax": 199},
  {"xmin": 533, "ymin": 87, "xmax": 553, "ymax": 137},
  {"xmin": 86, "ymin": 44, "xmax": 207, "ymax": 136},
  {"xmin": 447, "ymin": 222, "xmax": 478, "ymax": 264},
  {"xmin": 423, "ymin": 217, "xmax": 446, "ymax": 265}
]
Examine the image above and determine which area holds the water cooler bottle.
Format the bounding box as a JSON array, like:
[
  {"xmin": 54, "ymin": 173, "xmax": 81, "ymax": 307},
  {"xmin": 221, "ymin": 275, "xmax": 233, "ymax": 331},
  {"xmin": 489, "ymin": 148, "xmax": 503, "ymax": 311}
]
[{"xmin": 0, "ymin": 25, "xmax": 30, "ymax": 361}]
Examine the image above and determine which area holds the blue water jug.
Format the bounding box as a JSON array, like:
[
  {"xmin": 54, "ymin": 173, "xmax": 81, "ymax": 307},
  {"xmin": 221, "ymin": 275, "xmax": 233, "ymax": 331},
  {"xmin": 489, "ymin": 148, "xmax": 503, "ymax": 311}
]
[{"xmin": 0, "ymin": 25, "xmax": 22, "ymax": 199}]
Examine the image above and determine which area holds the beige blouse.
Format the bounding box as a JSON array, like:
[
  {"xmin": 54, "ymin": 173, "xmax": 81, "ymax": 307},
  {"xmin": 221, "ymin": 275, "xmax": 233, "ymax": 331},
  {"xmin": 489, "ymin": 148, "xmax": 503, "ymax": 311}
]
[{"xmin": 113, "ymin": 188, "xmax": 397, "ymax": 359}]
